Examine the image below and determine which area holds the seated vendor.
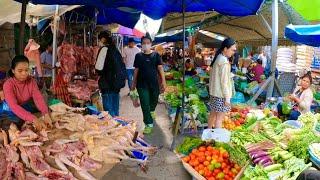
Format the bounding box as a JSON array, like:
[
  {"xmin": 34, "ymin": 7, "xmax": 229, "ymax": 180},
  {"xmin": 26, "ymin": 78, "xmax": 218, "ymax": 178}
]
[
  {"xmin": 185, "ymin": 59, "xmax": 197, "ymax": 76},
  {"xmin": 2, "ymin": 55, "xmax": 52, "ymax": 130},
  {"xmin": 277, "ymin": 72, "xmax": 313, "ymax": 120},
  {"xmin": 250, "ymin": 59, "xmax": 264, "ymax": 83}
]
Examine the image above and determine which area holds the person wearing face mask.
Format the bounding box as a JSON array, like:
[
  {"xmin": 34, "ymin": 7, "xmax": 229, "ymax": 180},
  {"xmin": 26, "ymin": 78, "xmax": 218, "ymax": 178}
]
[
  {"xmin": 1, "ymin": 55, "xmax": 52, "ymax": 130},
  {"xmin": 131, "ymin": 33, "xmax": 166, "ymax": 134},
  {"xmin": 95, "ymin": 31, "xmax": 126, "ymax": 117},
  {"xmin": 208, "ymin": 38, "xmax": 237, "ymax": 129}
]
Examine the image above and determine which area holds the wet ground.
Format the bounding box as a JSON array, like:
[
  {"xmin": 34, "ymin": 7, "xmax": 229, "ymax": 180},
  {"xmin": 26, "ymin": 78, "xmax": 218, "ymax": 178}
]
[{"xmin": 103, "ymin": 89, "xmax": 191, "ymax": 180}]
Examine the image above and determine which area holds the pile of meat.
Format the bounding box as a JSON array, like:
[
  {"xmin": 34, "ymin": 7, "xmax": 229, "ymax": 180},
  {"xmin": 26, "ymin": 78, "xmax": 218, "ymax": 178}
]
[
  {"xmin": 0, "ymin": 103, "xmax": 156, "ymax": 180},
  {"xmin": 0, "ymin": 125, "xmax": 76, "ymax": 179},
  {"xmin": 57, "ymin": 42, "xmax": 100, "ymax": 80},
  {"xmin": 67, "ymin": 79, "xmax": 99, "ymax": 101},
  {"xmin": 51, "ymin": 108, "xmax": 157, "ymax": 165}
]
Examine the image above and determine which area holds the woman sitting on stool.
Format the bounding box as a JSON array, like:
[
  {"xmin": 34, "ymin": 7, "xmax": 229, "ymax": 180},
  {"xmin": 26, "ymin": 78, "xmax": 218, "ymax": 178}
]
[{"xmin": 277, "ymin": 72, "xmax": 313, "ymax": 120}]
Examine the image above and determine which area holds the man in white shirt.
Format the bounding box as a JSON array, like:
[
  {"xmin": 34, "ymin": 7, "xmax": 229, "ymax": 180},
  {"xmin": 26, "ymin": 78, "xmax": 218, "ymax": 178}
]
[
  {"xmin": 258, "ymin": 49, "xmax": 267, "ymax": 68},
  {"xmin": 123, "ymin": 38, "xmax": 140, "ymax": 92}
]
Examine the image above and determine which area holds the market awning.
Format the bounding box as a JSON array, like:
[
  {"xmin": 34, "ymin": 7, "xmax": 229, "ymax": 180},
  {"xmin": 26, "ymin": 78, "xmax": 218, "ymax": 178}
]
[
  {"xmin": 17, "ymin": 0, "xmax": 265, "ymax": 19},
  {"xmin": 285, "ymin": 24, "xmax": 320, "ymax": 47},
  {"xmin": 0, "ymin": 0, "xmax": 79, "ymax": 26},
  {"xmin": 153, "ymin": 29, "xmax": 223, "ymax": 47}
]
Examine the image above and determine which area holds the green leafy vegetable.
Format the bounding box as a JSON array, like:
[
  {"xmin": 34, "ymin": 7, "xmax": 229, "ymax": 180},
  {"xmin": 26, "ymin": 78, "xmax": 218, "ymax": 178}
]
[
  {"xmin": 287, "ymin": 128, "xmax": 320, "ymax": 162},
  {"xmin": 175, "ymin": 137, "xmax": 203, "ymax": 155}
]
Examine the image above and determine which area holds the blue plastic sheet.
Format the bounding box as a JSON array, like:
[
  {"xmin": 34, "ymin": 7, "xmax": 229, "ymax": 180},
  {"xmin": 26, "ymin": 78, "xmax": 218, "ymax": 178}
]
[
  {"xmin": 285, "ymin": 24, "xmax": 320, "ymax": 47},
  {"xmin": 17, "ymin": 0, "xmax": 264, "ymax": 20}
]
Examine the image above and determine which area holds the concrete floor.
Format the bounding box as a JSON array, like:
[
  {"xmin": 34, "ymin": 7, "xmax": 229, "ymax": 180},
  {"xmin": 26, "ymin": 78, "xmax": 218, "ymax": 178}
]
[{"xmin": 102, "ymin": 89, "xmax": 192, "ymax": 180}]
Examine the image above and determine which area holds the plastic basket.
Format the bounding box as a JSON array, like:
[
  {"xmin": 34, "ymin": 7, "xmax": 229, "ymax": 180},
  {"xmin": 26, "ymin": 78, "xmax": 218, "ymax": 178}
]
[
  {"xmin": 201, "ymin": 128, "xmax": 231, "ymax": 143},
  {"xmin": 308, "ymin": 144, "xmax": 320, "ymax": 168},
  {"xmin": 283, "ymin": 120, "xmax": 303, "ymax": 129}
]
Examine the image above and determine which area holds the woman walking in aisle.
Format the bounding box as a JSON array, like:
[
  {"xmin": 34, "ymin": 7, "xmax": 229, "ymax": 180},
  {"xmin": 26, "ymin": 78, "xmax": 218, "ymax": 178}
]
[
  {"xmin": 208, "ymin": 38, "xmax": 237, "ymax": 129},
  {"xmin": 131, "ymin": 34, "xmax": 166, "ymax": 134}
]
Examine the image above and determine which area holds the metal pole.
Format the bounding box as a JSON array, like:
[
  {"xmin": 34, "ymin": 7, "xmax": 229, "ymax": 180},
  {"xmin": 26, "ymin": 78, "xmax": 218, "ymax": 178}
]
[
  {"xmin": 267, "ymin": 0, "xmax": 279, "ymax": 98},
  {"xmin": 52, "ymin": 5, "xmax": 59, "ymax": 85},
  {"xmin": 19, "ymin": 0, "xmax": 28, "ymax": 55},
  {"xmin": 180, "ymin": 0, "xmax": 186, "ymax": 134}
]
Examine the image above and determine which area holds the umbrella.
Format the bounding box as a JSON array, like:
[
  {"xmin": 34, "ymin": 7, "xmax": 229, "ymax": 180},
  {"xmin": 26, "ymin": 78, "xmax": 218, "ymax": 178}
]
[
  {"xmin": 287, "ymin": 0, "xmax": 320, "ymax": 21},
  {"xmin": 285, "ymin": 24, "xmax": 320, "ymax": 47}
]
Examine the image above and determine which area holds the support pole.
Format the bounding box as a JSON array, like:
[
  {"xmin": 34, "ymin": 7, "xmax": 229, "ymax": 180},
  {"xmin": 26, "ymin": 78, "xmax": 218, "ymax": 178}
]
[
  {"xmin": 170, "ymin": 0, "xmax": 186, "ymax": 151},
  {"xmin": 180, "ymin": 0, "xmax": 186, "ymax": 134},
  {"xmin": 52, "ymin": 5, "xmax": 59, "ymax": 85},
  {"xmin": 19, "ymin": 0, "xmax": 28, "ymax": 55},
  {"xmin": 267, "ymin": 0, "xmax": 279, "ymax": 98}
]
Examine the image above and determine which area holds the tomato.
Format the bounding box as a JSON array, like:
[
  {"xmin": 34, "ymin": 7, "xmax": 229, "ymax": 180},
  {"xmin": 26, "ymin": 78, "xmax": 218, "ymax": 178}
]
[
  {"xmin": 211, "ymin": 155, "xmax": 219, "ymax": 161},
  {"xmin": 224, "ymin": 175, "xmax": 232, "ymax": 180},
  {"xmin": 194, "ymin": 166, "xmax": 200, "ymax": 172},
  {"xmin": 203, "ymin": 161, "xmax": 210, "ymax": 166},
  {"xmin": 199, "ymin": 169, "xmax": 205, "ymax": 175},
  {"xmin": 190, "ymin": 154, "xmax": 196, "ymax": 160},
  {"xmin": 205, "ymin": 151, "xmax": 212, "ymax": 157},
  {"xmin": 223, "ymin": 169, "xmax": 228, "ymax": 175},
  {"xmin": 207, "ymin": 146, "xmax": 214, "ymax": 151},
  {"xmin": 231, "ymin": 168, "xmax": 238, "ymax": 174},
  {"xmin": 217, "ymin": 157, "xmax": 224, "ymax": 163},
  {"xmin": 213, "ymin": 169, "xmax": 221, "ymax": 174},
  {"xmin": 193, "ymin": 160, "xmax": 200, "ymax": 167},
  {"xmin": 198, "ymin": 164, "xmax": 205, "ymax": 170},
  {"xmin": 199, "ymin": 146, "xmax": 206, "ymax": 152},
  {"xmin": 221, "ymin": 162, "xmax": 227, "ymax": 169},
  {"xmin": 198, "ymin": 152, "xmax": 205, "ymax": 157},
  {"xmin": 222, "ymin": 152, "xmax": 229, "ymax": 158},
  {"xmin": 204, "ymin": 170, "xmax": 212, "ymax": 178},
  {"xmin": 216, "ymin": 172, "xmax": 225, "ymax": 179},
  {"xmin": 235, "ymin": 121, "xmax": 241, "ymax": 126},
  {"xmin": 182, "ymin": 156, "xmax": 190, "ymax": 163},
  {"xmin": 208, "ymin": 177, "xmax": 215, "ymax": 180},
  {"xmin": 206, "ymin": 156, "xmax": 212, "ymax": 161},
  {"xmin": 192, "ymin": 149, "xmax": 198, "ymax": 154},
  {"xmin": 212, "ymin": 149, "xmax": 220, "ymax": 156},
  {"xmin": 198, "ymin": 156, "xmax": 206, "ymax": 163},
  {"xmin": 234, "ymin": 164, "xmax": 241, "ymax": 171}
]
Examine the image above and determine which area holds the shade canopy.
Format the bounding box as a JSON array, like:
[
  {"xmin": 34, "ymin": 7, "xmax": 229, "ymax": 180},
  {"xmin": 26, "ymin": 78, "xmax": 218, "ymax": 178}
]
[
  {"xmin": 17, "ymin": 0, "xmax": 265, "ymax": 19},
  {"xmin": 285, "ymin": 24, "xmax": 320, "ymax": 47},
  {"xmin": 288, "ymin": 0, "xmax": 320, "ymax": 21}
]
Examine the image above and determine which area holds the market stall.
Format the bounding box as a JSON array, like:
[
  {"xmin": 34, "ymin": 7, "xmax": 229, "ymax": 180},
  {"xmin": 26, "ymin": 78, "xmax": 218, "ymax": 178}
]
[{"xmin": 175, "ymin": 106, "xmax": 320, "ymax": 180}]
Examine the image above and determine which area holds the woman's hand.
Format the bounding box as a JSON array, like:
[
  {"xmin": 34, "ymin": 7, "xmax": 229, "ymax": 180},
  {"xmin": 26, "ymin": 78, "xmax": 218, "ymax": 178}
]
[
  {"xmin": 289, "ymin": 94, "xmax": 301, "ymax": 104},
  {"xmin": 160, "ymin": 82, "xmax": 167, "ymax": 94},
  {"xmin": 33, "ymin": 118, "xmax": 46, "ymax": 131},
  {"xmin": 224, "ymin": 100, "xmax": 231, "ymax": 108},
  {"xmin": 44, "ymin": 114, "xmax": 53, "ymax": 128}
]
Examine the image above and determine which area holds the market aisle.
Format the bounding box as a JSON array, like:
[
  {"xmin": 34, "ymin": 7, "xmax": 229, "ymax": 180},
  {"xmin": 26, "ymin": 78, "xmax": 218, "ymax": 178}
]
[{"xmin": 103, "ymin": 89, "xmax": 191, "ymax": 180}]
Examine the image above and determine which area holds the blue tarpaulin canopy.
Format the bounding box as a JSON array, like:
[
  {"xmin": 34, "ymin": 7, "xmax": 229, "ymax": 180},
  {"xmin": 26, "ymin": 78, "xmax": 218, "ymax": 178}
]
[
  {"xmin": 17, "ymin": 0, "xmax": 264, "ymax": 19},
  {"xmin": 285, "ymin": 24, "xmax": 320, "ymax": 47},
  {"xmin": 63, "ymin": 6, "xmax": 140, "ymax": 28}
]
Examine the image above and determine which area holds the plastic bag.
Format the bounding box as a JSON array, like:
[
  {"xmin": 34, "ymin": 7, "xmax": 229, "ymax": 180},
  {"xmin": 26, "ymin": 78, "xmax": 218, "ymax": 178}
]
[
  {"xmin": 130, "ymin": 90, "xmax": 140, "ymax": 107},
  {"xmin": 231, "ymin": 91, "xmax": 245, "ymax": 104},
  {"xmin": 201, "ymin": 128, "xmax": 231, "ymax": 143},
  {"xmin": 282, "ymin": 102, "xmax": 292, "ymax": 115}
]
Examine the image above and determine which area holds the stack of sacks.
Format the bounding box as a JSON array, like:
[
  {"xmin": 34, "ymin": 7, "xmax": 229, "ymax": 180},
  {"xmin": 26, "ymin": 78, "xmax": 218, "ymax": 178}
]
[
  {"xmin": 296, "ymin": 45, "xmax": 314, "ymax": 72},
  {"xmin": 276, "ymin": 48, "xmax": 296, "ymax": 72},
  {"xmin": 313, "ymin": 47, "xmax": 320, "ymax": 69}
]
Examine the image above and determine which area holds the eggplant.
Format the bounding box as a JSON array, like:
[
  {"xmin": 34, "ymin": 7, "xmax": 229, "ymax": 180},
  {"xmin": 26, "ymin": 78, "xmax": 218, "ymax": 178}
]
[
  {"xmin": 262, "ymin": 161, "xmax": 273, "ymax": 167},
  {"xmin": 253, "ymin": 155, "xmax": 271, "ymax": 164},
  {"xmin": 250, "ymin": 151, "xmax": 269, "ymax": 159},
  {"xmin": 259, "ymin": 158, "xmax": 273, "ymax": 165}
]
